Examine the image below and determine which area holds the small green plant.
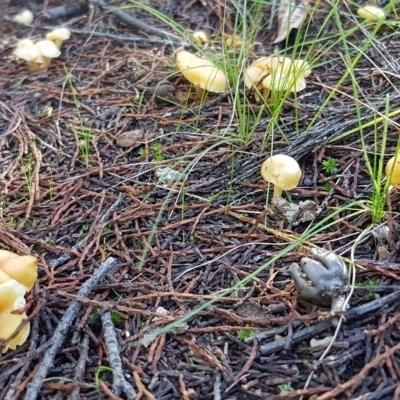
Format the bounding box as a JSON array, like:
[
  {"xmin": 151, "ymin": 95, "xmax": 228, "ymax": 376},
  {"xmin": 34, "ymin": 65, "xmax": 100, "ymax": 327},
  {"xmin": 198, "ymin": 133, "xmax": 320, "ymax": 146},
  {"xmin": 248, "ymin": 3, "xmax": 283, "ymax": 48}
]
[
  {"xmin": 356, "ymin": 277, "xmax": 380, "ymax": 300},
  {"xmin": 357, "ymin": 277, "xmax": 380, "ymax": 287},
  {"xmin": 111, "ymin": 312, "xmax": 123, "ymax": 325},
  {"xmin": 138, "ymin": 147, "xmax": 147, "ymax": 158},
  {"xmin": 321, "ymin": 157, "xmax": 339, "ymax": 175},
  {"xmin": 150, "ymin": 143, "xmax": 165, "ymax": 162},
  {"xmin": 89, "ymin": 307, "xmax": 99, "ymax": 318},
  {"xmin": 278, "ymin": 382, "xmax": 295, "ymax": 392},
  {"xmin": 236, "ymin": 327, "xmax": 252, "ymax": 341},
  {"xmin": 8, "ymin": 216, "xmax": 20, "ymax": 229},
  {"xmin": 44, "ymin": 234, "xmax": 56, "ymax": 244},
  {"xmin": 323, "ymin": 182, "xmax": 333, "ymax": 192},
  {"xmin": 19, "ymin": 152, "xmax": 35, "ymax": 197},
  {"xmin": 78, "ymin": 223, "xmax": 90, "ymax": 238},
  {"xmin": 140, "ymin": 315, "xmax": 148, "ymax": 329}
]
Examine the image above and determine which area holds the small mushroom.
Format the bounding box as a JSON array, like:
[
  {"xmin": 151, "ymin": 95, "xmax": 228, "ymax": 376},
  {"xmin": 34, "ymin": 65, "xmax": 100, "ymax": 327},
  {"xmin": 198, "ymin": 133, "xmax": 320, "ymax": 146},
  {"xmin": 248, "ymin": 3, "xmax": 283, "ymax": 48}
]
[
  {"xmin": 385, "ymin": 155, "xmax": 400, "ymax": 189},
  {"xmin": 34, "ymin": 39, "xmax": 61, "ymax": 70},
  {"xmin": 243, "ymin": 66, "xmax": 264, "ymax": 101},
  {"xmin": 0, "ymin": 279, "xmax": 30, "ymax": 353},
  {"xmin": 289, "ymin": 248, "xmax": 348, "ymax": 307},
  {"xmin": 13, "ymin": 9, "xmax": 34, "ymax": 25},
  {"xmin": 175, "ymin": 50, "xmax": 228, "ymax": 99},
  {"xmin": 261, "ymin": 154, "xmax": 302, "ymax": 198},
  {"xmin": 248, "ymin": 56, "xmax": 311, "ymax": 101},
  {"xmin": 14, "ymin": 39, "xmax": 41, "ymax": 71},
  {"xmin": 357, "ymin": 5, "xmax": 385, "ymax": 22},
  {"xmin": 45, "ymin": 27, "xmax": 71, "ymax": 49},
  {"xmin": 251, "ymin": 56, "xmax": 292, "ymax": 74},
  {"xmin": 192, "ymin": 31, "xmax": 209, "ymax": 47}
]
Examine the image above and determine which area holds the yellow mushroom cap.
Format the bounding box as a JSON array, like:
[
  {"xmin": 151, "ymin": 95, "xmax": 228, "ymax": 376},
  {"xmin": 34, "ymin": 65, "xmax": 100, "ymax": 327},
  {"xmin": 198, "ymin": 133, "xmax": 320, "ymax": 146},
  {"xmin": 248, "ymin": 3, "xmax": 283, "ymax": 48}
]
[
  {"xmin": 175, "ymin": 50, "xmax": 228, "ymax": 93},
  {"xmin": 0, "ymin": 279, "xmax": 30, "ymax": 353},
  {"xmin": 385, "ymin": 155, "xmax": 400, "ymax": 188},
  {"xmin": 35, "ymin": 40, "xmax": 61, "ymax": 59},
  {"xmin": 261, "ymin": 155, "xmax": 302, "ymax": 191},
  {"xmin": 251, "ymin": 56, "xmax": 292, "ymax": 73},
  {"xmin": 192, "ymin": 31, "xmax": 209, "ymax": 46},
  {"xmin": 251, "ymin": 56, "xmax": 311, "ymax": 78},
  {"xmin": 244, "ymin": 66, "xmax": 264, "ymax": 89},
  {"xmin": 14, "ymin": 39, "xmax": 40, "ymax": 61},
  {"xmin": 13, "ymin": 9, "xmax": 34, "ymax": 25},
  {"xmin": 0, "ymin": 250, "xmax": 21, "ymax": 264},
  {"xmin": 357, "ymin": 5, "xmax": 385, "ymax": 21},
  {"xmin": 0, "ymin": 255, "xmax": 38, "ymax": 291},
  {"xmin": 286, "ymin": 59, "xmax": 311, "ymax": 78},
  {"xmin": 45, "ymin": 28, "xmax": 71, "ymax": 42},
  {"xmin": 261, "ymin": 72, "xmax": 306, "ymax": 92}
]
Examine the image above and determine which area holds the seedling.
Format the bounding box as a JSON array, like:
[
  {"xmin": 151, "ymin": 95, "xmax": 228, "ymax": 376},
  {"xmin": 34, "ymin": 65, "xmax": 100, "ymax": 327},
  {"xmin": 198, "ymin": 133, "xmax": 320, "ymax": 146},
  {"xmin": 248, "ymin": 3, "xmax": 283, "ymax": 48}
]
[{"xmin": 321, "ymin": 157, "xmax": 339, "ymax": 175}]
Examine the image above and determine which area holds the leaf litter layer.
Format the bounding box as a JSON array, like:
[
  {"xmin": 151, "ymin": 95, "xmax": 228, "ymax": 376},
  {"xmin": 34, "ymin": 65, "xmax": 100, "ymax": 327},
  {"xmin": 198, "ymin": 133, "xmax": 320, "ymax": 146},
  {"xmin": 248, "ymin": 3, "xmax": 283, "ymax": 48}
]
[{"xmin": 1, "ymin": 0, "xmax": 400, "ymax": 399}]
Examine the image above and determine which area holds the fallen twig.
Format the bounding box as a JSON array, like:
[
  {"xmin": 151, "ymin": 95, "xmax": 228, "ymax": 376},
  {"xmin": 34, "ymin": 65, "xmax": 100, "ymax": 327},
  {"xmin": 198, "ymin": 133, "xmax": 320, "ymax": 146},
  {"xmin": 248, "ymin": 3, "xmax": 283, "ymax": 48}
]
[
  {"xmin": 23, "ymin": 257, "xmax": 118, "ymax": 400},
  {"xmin": 68, "ymin": 334, "xmax": 90, "ymax": 400},
  {"xmin": 260, "ymin": 291, "xmax": 400, "ymax": 355},
  {"xmin": 100, "ymin": 310, "xmax": 137, "ymax": 400}
]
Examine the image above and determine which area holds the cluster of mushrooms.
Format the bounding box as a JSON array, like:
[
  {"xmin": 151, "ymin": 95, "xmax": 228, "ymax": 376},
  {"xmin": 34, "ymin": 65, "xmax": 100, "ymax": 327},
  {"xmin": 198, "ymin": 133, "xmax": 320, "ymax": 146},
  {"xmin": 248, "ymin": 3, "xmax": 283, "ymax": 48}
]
[
  {"xmin": 0, "ymin": 250, "xmax": 38, "ymax": 353},
  {"xmin": 14, "ymin": 27, "xmax": 71, "ymax": 71},
  {"xmin": 175, "ymin": 49, "xmax": 310, "ymax": 102}
]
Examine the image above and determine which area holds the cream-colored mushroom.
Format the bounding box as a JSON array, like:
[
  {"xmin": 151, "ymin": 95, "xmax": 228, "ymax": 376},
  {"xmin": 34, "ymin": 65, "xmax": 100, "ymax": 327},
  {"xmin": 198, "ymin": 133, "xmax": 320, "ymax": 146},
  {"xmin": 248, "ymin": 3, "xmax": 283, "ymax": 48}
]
[
  {"xmin": 13, "ymin": 9, "xmax": 34, "ymax": 25},
  {"xmin": 261, "ymin": 154, "xmax": 302, "ymax": 197},
  {"xmin": 45, "ymin": 28, "xmax": 71, "ymax": 49},
  {"xmin": 0, "ymin": 279, "xmax": 30, "ymax": 353},
  {"xmin": 14, "ymin": 39, "xmax": 41, "ymax": 71},
  {"xmin": 244, "ymin": 66, "xmax": 264, "ymax": 102},
  {"xmin": 175, "ymin": 50, "xmax": 228, "ymax": 99},
  {"xmin": 34, "ymin": 39, "xmax": 61, "ymax": 70},
  {"xmin": 261, "ymin": 72, "xmax": 306, "ymax": 93},
  {"xmin": 192, "ymin": 31, "xmax": 209, "ymax": 47}
]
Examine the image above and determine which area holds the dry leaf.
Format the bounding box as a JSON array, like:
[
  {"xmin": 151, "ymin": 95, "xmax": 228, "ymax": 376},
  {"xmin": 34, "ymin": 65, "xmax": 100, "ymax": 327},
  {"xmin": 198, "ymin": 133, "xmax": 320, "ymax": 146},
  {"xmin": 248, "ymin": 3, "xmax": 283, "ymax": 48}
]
[{"xmin": 273, "ymin": 0, "xmax": 310, "ymax": 44}]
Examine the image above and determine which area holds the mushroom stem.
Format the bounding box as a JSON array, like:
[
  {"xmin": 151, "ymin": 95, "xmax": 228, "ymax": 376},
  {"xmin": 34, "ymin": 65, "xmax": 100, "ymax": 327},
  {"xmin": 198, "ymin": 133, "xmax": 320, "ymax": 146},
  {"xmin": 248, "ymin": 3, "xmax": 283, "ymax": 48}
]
[
  {"xmin": 273, "ymin": 185, "xmax": 283, "ymax": 198},
  {"xmin": 194, "ymin": 85, "xmax": 206, "ymax": 100},
  {"xmin": 262, "ymin": 87, "xmax": 270, "ymax": 101},
  {"xmin": 27, "ymin": 60, "xmax": 41, "ymax": 71},
  {"xmin": 41, "ymin": 56, "xmax": 52, "ymax": 70},
  {"xmin": 54, "ymin": 39, "xmax": 63, "ymax": 49}
]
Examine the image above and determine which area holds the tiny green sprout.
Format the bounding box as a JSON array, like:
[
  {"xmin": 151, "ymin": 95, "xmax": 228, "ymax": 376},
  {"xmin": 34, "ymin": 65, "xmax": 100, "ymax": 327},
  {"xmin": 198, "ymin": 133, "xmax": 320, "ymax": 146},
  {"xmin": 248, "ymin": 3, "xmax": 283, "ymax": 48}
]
[
  {"xmin": 323, "ymin": 183, "xmax": 333, "ymax": 192},
  {"xmin": 140, "ymin": 315, "xmax": 148, "ymax": 328},
  {"xmin": 111, "ymin": 312, "xmax": 123, "ymax": 325},
  {"xmin": 236, "ymin": 327, "xmax": 252, "ymax": 341},
  {"xmin": 44, "ymin": 234, "xmax": 55, "ymax": 244},
  {"xmin": 321, "ymin": 157, "xmax": 339, "ymax": 175},
  {"xmin": 89, "ymin": 307, "xmax": 99, "ymax": 318},
  {"xmin": 356, "ymin": 277, "xmax": 380, "ymax": 300},
  {"xmin": 138, "ymin": 148, "xmax": 147, "ymax": 158},
  {"xmin": 150, "ymin": 143, "xmax": 163, "ymax": 154},
  {"xmin": 278, "ymin": 382, "xmax": 295, "ymax": 392},
  {"xmin": 356, "ymin": 277, "xmax": 380, "ymax": 287},
  {"xmin": 154, "ymin": 153, "xmax": 165, "ymax": 162}
]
